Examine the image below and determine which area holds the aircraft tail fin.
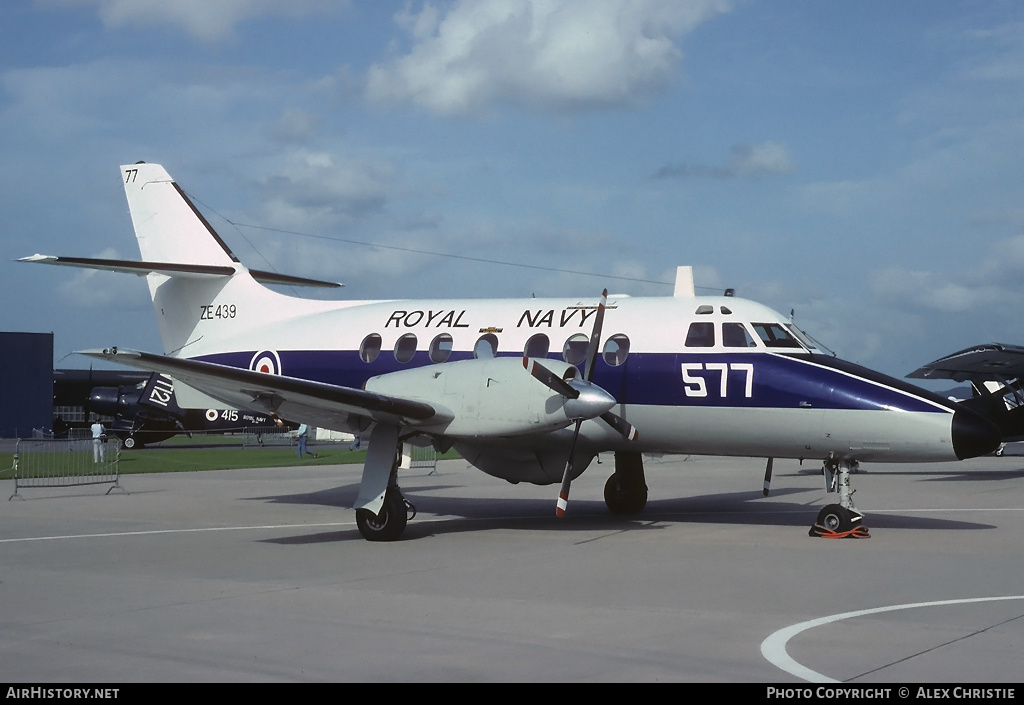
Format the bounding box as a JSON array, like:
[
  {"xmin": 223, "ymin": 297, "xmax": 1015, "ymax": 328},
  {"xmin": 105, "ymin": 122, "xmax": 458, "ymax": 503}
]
[
  {"xmin": 120, "ymin": 163, "xmax": 342, "ymax": 289},
  {"xmin": 122, "ymin": 162, "xmax": 240, "ymax": 267},
  {"xmin": 23, "ymin": 163, "xmax": 341, "ymax": 356}
]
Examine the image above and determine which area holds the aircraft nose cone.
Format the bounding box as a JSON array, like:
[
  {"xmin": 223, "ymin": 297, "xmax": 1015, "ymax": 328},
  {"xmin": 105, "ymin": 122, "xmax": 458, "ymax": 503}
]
[{"xmin": 952, "ymin": 408, "xmax": 1002, "ymax": 460}]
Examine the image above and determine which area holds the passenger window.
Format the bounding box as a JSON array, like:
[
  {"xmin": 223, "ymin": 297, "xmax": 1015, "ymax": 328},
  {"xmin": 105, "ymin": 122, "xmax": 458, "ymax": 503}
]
[
  {"xmin": 563, "ymin": 333, "xmax": 589, "ymax": 365},
  {"xmin": 429, "ymin": 333, "xmax": 453, "ymax": 363},
  {"xmin": 394, "ymin": 333, "xmax": 418, "ymax": 363},
  {"xmin": 360, "ymin": 334, "xmax": 382, "ymax": 363},
  {"xmin": 474, "ymin": 333, "xmax": 498, "ymax": 359},
  {"xmin": 752, "ymin": 323, "xmax": 802, "ymax": 348},
  {"xmin": 685, "ymin": 322, "xmax": 715, "ymax": 348},
  {"xmin": 524, "ymin": 333, "xmax": 550, "ymax": 359},
  {"xmin": 722, "ymin": 322, "xmax": 756, "ymax": 348},
  {"xmin": 602, "ymin": 334, "xmax": 630, "ymax": 366}
]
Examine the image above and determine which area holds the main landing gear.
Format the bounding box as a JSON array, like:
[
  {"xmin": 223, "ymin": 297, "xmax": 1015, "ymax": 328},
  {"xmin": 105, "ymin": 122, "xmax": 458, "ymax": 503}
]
[
  {"xmin": 353, "ymin": 424, "xmax": 417, "ymax": 542},
  {"xmin": 810, "ymin": 454, "xmax": 869, "ymax": 538},
  {"xmin": 356, "ymin": 486, "xmax": 416, "ymax": 542},
  {"xmin": 604, "ymin": 451, "xmax": 648, "ymax": 515}
]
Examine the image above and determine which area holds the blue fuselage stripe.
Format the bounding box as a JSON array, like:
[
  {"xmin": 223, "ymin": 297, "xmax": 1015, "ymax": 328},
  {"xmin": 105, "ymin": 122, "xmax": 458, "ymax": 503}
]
[{"xmin": 197, "ymin": 350, "xmax": 954, "ymax": 415}]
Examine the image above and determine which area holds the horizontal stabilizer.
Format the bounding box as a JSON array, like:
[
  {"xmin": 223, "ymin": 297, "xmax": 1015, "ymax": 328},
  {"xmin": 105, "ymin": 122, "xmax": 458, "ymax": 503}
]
[{"xmin": 19, "ymin": 254, "xmax": 342, "ymax": 288}]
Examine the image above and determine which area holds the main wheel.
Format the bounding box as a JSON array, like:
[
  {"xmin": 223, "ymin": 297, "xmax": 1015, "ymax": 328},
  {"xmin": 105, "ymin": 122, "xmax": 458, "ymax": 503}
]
[
  {"xmin": 604, "ymin": 474, "xmax": 648, "ymax": 515},
  {"xmin": 815, "ymin": 504, "xmax": 852, "ymax": 533},
  {"xmin": 355, "ymin": 490, "xmax": 409, "ymax": 542}
]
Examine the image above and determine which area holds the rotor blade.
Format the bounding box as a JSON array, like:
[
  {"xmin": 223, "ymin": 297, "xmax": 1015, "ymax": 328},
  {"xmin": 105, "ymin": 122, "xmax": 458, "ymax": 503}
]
[
  {"xmin": 600, "ymin": 411, "xmax": 638, "ymax": 441},
  {"xmin": 583, "ymin": 289, "xmax": 608, "ymax": 382},
  {"xmin": 556, "ymin": 420, "xmax": 583, "ymax": 518},
  {"xmin": 523, "ymin": 357, "xmax": 580, "ymax": 399}
]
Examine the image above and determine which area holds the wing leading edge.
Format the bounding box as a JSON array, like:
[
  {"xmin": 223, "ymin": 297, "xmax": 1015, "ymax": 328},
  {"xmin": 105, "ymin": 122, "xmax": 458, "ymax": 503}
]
[
  {"xmin": 907, "ymin": 343, "xmax": 1024, "ymax": 382},
  {"xmin": 78, "ymin": 348, "xmax": 447, "ymax": 431}
]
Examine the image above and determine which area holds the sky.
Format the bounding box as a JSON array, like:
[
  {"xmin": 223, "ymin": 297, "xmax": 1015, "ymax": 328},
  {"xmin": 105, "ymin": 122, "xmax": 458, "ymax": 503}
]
[{"xmin": 4, "ymin": 0, "xmax": 1024, "ymax": 388}]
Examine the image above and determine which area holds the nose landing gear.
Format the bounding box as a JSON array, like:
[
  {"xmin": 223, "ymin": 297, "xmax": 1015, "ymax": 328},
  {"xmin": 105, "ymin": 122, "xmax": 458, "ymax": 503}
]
[{"xmin": 810, "ymin": 454, "xmax": 870, "ymax": 538}]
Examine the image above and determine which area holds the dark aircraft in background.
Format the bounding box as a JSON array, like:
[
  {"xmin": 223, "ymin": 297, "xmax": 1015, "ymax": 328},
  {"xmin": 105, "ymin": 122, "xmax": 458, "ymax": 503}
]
[
  {"xmin": 909, "ymin": 343, "xmax": 1024, "ymax": 452},
  {"xmin": 90, "ymin": 372, "xmax": 287, "ymax": 448}
]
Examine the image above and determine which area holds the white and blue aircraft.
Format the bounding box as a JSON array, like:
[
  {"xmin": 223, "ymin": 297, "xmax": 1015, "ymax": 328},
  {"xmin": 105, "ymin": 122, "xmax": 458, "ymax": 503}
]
[{"xmin": 21, "ymin": 162, "xmax": 1002, "ymax": 541}]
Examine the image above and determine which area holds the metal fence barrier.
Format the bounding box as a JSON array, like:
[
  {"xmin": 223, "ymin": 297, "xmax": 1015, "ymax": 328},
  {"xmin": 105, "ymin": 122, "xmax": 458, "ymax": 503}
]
[
  {"xmin": 402, "ymin": 444, "xmax": 438, "ymax": 474},
  {"xmin": 9, "ymin": 438, "xmax": 125, "ymax": 500},
  {"xmin": 240, "ymin": 428, "xmax": 296, "ymax": 448}
]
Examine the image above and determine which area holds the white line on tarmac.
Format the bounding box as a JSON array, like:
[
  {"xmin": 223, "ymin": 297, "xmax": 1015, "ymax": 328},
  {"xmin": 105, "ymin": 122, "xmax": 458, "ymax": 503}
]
[
  {"xmin": 761, "ymin": 595, "xmax": 1024, "ymax": 683},
  {"xmin": 5, "ymin": 503, "xmax": 1024, "ymax": 545}
]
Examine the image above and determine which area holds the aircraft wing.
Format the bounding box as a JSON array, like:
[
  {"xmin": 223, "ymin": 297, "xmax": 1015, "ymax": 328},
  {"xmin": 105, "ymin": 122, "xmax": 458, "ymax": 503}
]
[
  {"xmin": 907, "ymin": 343, "xmax": 1024, "ymax": 382},
  {"xmin": 78, "ymin": 348, "xmax": 448, "ymax": 431}
]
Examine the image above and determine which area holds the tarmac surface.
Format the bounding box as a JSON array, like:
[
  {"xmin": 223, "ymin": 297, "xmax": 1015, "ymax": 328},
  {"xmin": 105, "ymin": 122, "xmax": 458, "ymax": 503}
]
[{"xmin": 2, "ymin": 449, "xmax": 1024, "ymax": 683}]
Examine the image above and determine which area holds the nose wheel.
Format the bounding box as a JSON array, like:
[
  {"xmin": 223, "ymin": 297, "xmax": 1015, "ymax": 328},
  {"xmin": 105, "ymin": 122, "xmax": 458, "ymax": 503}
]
[{"xmin": 810, "ymin": 455, "xmax": 870, "ymax": 538}]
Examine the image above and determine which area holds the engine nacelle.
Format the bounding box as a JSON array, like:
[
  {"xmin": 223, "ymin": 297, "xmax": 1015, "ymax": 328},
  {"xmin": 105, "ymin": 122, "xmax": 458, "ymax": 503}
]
[
  {"xmin": 88, "ymin": 386, "xmax": 133, "ymax": 417},
  {"xmin": 365, "ymin": 357, "xmax": 607, "ymax": 438},
  {"xmin": 454, "ymin": 440, "xmax": 596, "ymax": 485}
]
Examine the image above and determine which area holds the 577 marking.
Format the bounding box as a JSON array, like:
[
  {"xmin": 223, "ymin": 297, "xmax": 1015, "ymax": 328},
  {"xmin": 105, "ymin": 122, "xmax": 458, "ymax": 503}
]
[{"xmin": 681, "ymin": 362, "xmax": 754, "ymax": 398}]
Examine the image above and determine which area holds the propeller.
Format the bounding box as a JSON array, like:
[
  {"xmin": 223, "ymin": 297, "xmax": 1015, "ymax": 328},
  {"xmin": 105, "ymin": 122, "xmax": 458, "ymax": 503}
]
[{"xmin": 523, "ymin": 289, "xmax": 638, "ymax": 517}]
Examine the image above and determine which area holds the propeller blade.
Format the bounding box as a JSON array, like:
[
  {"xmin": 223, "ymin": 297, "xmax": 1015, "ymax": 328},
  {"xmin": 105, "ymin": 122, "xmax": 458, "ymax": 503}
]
[
  {"xmin": 556, "ymin": 420, "xmax": 583, "ymax": 517},
  {"xmin": 583, "ymin": 289, "xmax": 608, "ymax": 382},
  {"xmin": 600, "ymin": 411, "xmax": 638, "ymax": 441},
  {"xmin": 523, "ymin": 357, "xmax": 580, "ymax": 399},
  {"xmin": 763, "ymin": 457, "xmax": 773, "ymax": 496}
]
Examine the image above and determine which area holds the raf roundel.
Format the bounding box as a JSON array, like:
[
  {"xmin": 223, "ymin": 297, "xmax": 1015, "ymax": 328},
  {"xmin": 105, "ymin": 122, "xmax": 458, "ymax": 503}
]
[
  {"xmin": 250, "ymin": 350, "xmax": 282, "ymax": 375},
  {"xmin": 205, "ymin": 409, "xmax": 218, "ymax": 422}
]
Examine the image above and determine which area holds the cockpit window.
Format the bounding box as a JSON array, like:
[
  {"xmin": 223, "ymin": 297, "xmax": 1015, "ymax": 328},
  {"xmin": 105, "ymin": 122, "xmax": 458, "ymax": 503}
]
[
  {"xmin": 685, "ymin": 322, "xmax": 715, "ymax": 348},
  {"xmin": 722, "ymin": 322, "xmax": 757, "ymax": 348},
  {"xmin": 785, "ymin": 324, "xmax": 818, "ymax": 351},
  {"xmin": 752, "ymin": 323, "xmax": 803, "ymax": 349}
]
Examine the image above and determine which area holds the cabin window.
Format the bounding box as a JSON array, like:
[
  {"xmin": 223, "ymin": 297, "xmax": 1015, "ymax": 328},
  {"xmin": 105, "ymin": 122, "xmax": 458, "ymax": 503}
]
[
  {"xmin": 722, "ymin": 322, "xmax": 756, "ymax": 348},
  {"xmin": 752, "ymin": 323, "xmax": 802, "ymax": 348},
  {"xmin": 394, "ymin": 333, "xmax": 418, "ymax": 362},
  {"xmin": 524, "ymin": 333, "xmax": 550, "ymax": 359},
  {"xmin": 720, "ymin": 306, "xmax": 733, "ymax": 315},
  {"xmin": 474, "ymin": 333, "xmax": 498, "ymax": 359},
  {"xmin": 563, "ymin": 333, "xmax": 589, "ymax": 365},
  {"xmin": 695, "ymin": 305, "xmax": 714, "ymax": 315},
  {"xmin": 429, "ymin": 333, "xmax": 453, "ymax": 363},
  {"xmin": 602, "ymin": 334, "xmax": 630, "ymax": 366},
  {"xmin": 359, "ymin": 334, "xmax": 382, "ymax": 363},
  {"xmin": 685, "ymin": 322, "xmax": 715, "ymax": 348}
]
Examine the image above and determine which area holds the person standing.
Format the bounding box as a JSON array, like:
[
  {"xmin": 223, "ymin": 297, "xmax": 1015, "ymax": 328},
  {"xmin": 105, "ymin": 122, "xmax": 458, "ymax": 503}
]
[
  {"xmin": 296, "ymin": 423, "xmax": 316, "ymax": 459},
  {"xmin": 91, "ymin": 420, "xmax": 107, "ymax": 463}
]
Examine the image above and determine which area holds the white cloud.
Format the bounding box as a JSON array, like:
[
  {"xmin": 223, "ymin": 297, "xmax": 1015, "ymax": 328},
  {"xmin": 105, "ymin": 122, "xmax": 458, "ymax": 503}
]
[
  {"xmin": 43, "ymin": 0, "xmax": 343, "ymax": 41},
  {"xmin": 869, "ymin": 267, "xmax": 1002, "ymax": 313},
  {"xmin": 366, "ymin": 0, "xmax": 731, "ymax": 115}
]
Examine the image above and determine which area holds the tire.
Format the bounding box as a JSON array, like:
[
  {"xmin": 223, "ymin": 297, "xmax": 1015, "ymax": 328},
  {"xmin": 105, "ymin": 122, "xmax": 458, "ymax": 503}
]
[
  {"xmin": 815, "ymin": 504, "xmax": 852, "ymax": 533},
  {"xmin": 355, "ymin": 490, "xmax": 409, "ymax": 542},
  {"xmin": 604, "ymin": 474, "xmax": 648, "ymax": 515},
  {"xmin": 123, "ymin": 436, "xmax": 136, "ymax": 449}
]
